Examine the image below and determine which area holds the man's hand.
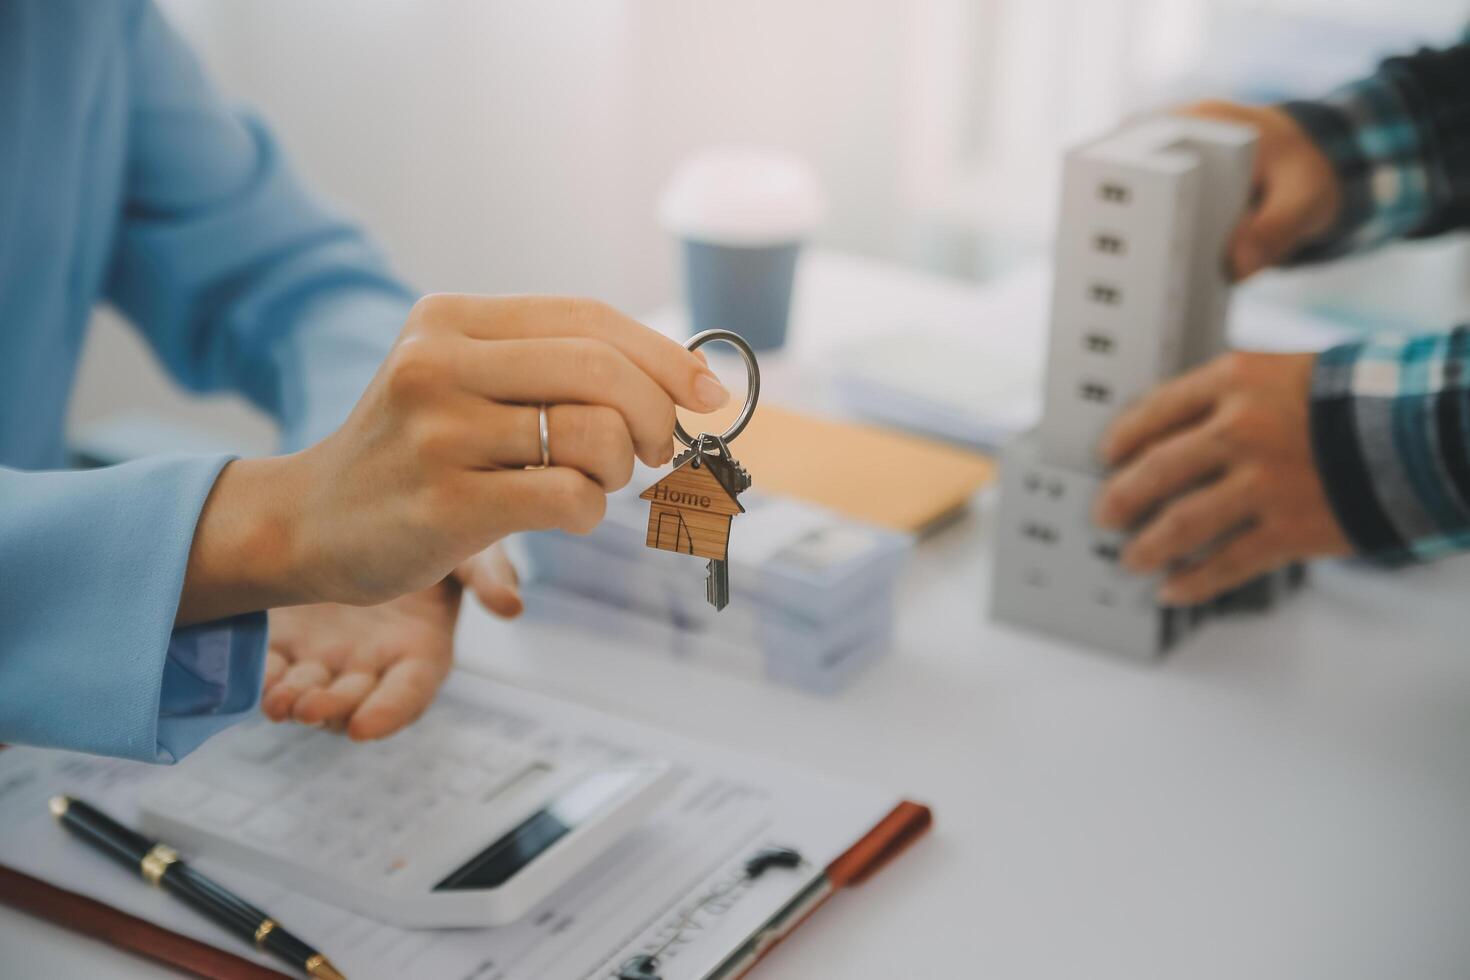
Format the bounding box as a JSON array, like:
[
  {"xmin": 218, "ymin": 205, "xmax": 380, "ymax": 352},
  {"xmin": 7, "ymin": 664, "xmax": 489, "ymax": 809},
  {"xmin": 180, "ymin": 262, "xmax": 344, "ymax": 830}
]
[
  {"xmin": 178, "ymin": 295, "xmax": 730, "ymax": 624},
  {"xmin": 1183, "ymin": 101, "xmax": 1341, "ymax": 279},
  {"xmin": 1093, "ymin": 351, "xmax": 1351, "ymax": 606},
  {"xmin": 260, "ymin": 545, "xmax": 520, "ymax": 740}
]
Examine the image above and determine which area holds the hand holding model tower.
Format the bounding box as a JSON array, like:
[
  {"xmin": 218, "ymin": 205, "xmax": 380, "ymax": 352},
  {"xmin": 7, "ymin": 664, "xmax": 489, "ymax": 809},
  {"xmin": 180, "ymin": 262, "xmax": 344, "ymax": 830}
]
[{"xmin": 992, "ymin": 116, "xmax": 1303, "ymax": 659}]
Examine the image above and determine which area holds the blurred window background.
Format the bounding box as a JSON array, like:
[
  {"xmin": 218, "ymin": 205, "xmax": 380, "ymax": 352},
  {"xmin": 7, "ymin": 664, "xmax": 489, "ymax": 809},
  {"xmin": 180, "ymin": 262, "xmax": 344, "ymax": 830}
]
[{"xmin": 72, "ymin": 0, "xmax": 1470, "ymax": 448}]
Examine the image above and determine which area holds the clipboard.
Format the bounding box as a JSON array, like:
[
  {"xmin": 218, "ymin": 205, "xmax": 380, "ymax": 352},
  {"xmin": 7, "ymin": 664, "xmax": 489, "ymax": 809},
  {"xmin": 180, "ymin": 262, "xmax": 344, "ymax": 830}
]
[
  {"xmin": 0, "ymin": 801, "xmax": 930, "ymax": 980},
  {"xmin": 0, "ymin": 674, "xmax": 932, "ymax": 980}
]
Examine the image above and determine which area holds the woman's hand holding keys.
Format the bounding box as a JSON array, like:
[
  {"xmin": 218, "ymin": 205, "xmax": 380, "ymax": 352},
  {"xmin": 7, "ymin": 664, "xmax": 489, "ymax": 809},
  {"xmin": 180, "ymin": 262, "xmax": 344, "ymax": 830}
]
[{"xmin": 178, "ymin": 294, "xmax": 730, "ymax": 624}]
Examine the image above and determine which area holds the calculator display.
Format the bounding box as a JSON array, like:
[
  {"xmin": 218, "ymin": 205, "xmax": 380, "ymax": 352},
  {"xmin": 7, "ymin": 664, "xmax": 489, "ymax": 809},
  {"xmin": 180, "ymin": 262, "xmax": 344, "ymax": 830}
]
[{"xmin": 433, "ymin": 768, "xmax": 645, "ymax": 891}]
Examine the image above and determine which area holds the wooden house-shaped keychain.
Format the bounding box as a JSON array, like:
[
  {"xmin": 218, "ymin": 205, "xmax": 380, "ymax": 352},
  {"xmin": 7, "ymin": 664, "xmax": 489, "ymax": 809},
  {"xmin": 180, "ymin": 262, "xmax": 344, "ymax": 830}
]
[
  {"xmin": 640, "ymin": 442, "xmax": 749, "ymax": 562},
  {"xmin": 640, "ymin": 328, "xmax": 759, "ymax": 610}
]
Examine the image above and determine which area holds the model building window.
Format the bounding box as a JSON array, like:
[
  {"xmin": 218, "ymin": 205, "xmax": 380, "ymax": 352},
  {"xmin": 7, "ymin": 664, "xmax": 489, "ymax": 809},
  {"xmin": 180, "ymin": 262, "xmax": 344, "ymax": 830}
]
[
  {"xmin": 1089, "ymin": 283, "xmax": 1120, "ymax": 305},
  {"xmin": 1079, "ymin": 381, "xmax": 1111, "ymax": 403},
  {"xmin": 1022, "ymin": 522, "xmax": 1058, "ymax": 544},
  {"xmin": 1093, "ymin": 232, "xmax": 1125, "ymax": 254},
  {"xmin": 1083, "ymin": 332, "xmax": 1115, "ymax": 354},
  {"xmin": 1099, "ymin": 182, "xmax": 1130, "ymax": 203}
]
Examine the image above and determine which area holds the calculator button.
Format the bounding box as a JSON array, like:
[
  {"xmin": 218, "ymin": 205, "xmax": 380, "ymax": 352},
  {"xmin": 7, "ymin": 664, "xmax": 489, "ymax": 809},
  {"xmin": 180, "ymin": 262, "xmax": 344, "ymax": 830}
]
[
  {"xmin": 241, "ymin": 808, "xmax": 302, "ymax": 845},
  {"xmin": 441, "ymin": 764, "xmax": 494, "ymax": 798},
  {"xmin": 227, "ymin": 724, "xmax": 304, "ymax": 764},
  {"xmin": 377, "ymin": 770, "xmax": 420, "ymax": 799},
  {"xmin": 444, "ymin": 729, "xmax": 496, "ymax": 764},
  {"xmin": 378, "ymin": 808, "xmax": 417, "ymax": 843},
  {"xmin": 410, "ymin": 712, "xmax": 450, "ymax": 736},
  {"xmin": 416, "ymin": 790, "xmax": 450, "ymax": 823},
  {"xmin": 284, "ymin": 822, "xmax": 340, "ymax": 863},
  {"xmin": 282, "ymin": 736, "xmax": 351, "ymax": 776},
  {"xmin": 326, "ymin": 837, "xmax": 379, "ymax": 879},
  {"xmin": 193, "ymin": 790, "xmax": 256, "ymax": 828},
  {"xmin": 279, "ymin": 780, "xmax": 337, "ymax": 814},
  {"xmin": 331, "ymin": 760, "xmax": 367, "ymax": 787},
  {"xmin": 381, "ymin": 853, "xmax": 413, "ymax": 877},
  {"xmin": 221, "ymin": 766, "xmax": 292, "ymax": 803},
  {"xmin": 149, "ymin": 777, "xmax": 210, "ymax": 812},
  {"xmin": 335, "ymin": 796, "xmax": 374, "ymax": 826},
  {"xmin": 362, "ymin": 738, "xmax": 407, "ymax": 764},
  {"xmin": 337, "ymin": 842, "xmax": 375, "ymax": 869},
  {"xmin": 322, "ymin": 766, "xmax": 372, "ymax": 800},
  {"xmin": 414, "ymin": 755, "xmax": 446, "ymax": 780},
  {"xmin": 476, "ymin": 749, "xmax": 525, "ymax": 777}
]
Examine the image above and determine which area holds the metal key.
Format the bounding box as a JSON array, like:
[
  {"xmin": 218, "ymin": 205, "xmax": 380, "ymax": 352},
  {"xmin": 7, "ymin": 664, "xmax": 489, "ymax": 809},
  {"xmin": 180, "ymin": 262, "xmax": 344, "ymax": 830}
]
[
  {"xmin": 705, "ymin": 559, "xmax": 730, "ymax": 610},
  {"xmin": 638, "ymin": 330, "xmax": 759, "ymax": 611},
  {"xmin": 693, "ymin": 441, "xmax": 749, "ymax": 610}
]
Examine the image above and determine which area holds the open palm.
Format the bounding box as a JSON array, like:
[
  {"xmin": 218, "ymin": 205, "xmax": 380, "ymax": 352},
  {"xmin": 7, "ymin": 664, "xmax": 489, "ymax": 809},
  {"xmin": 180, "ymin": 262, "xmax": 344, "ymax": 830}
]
[{"xmin": 260, "ymin": 544, "xmax": 521, "ymax": 740}]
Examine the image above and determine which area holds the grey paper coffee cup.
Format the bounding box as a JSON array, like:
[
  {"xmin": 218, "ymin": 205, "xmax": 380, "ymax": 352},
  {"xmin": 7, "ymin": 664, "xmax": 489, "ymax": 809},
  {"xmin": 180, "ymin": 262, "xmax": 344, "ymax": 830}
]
[
  {"xmin": 680, "ymin": 239, "xmax": 800, "ymax": 351},
  {"xmin": 660, "ymin": 147, "xmax": 824, "ymax": 353}
]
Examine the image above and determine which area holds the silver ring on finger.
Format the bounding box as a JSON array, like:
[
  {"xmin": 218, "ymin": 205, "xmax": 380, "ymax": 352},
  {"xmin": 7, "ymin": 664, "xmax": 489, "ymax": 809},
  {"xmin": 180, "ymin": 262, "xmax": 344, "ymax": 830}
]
[{"xmin": 526, "ymin": 403, "xmax": 551, "ymax": 470}]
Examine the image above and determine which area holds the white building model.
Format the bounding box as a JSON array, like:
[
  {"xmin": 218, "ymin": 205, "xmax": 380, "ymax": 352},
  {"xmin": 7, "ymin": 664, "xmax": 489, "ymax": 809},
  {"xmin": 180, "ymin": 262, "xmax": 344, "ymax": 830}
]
[{"xmin": 993, "ymin": 117, "xmax": 1302, "ymax": 660}]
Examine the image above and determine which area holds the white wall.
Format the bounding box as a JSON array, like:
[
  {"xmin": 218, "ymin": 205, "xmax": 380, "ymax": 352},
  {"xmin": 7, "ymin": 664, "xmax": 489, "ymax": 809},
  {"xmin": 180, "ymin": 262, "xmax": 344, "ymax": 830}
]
[{"xmin": 151, "ymin": 0, "xmax": 921, "ymax": 306}]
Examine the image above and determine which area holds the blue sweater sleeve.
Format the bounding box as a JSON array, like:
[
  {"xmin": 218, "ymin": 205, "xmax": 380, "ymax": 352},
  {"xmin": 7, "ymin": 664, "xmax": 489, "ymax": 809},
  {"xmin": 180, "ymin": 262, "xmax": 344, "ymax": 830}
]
[
  {"xmin": 1, "ymin": 3, "xmax": 418, "ymax": 762},
  {"xmin": 0, "ymin": 456, "xmax": 267, "ymax": 762},
  {"xmin": 105, "ymin": 2, "xmax": 415, "ymax": 452}
]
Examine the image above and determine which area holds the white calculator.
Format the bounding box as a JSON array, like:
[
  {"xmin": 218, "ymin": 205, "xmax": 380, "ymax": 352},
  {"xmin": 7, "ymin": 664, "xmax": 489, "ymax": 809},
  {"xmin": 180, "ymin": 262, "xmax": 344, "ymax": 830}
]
[{"xmin": 136, "ymin": 699, "xmax": 674, "ymax": 928}]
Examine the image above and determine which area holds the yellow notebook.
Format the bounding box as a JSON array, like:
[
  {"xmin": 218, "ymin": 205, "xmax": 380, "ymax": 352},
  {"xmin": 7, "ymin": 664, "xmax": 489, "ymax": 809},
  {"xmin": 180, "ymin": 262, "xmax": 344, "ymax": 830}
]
[{"xmin": 676, "ymin": 403, "xmax": 994, "ymax": 534}]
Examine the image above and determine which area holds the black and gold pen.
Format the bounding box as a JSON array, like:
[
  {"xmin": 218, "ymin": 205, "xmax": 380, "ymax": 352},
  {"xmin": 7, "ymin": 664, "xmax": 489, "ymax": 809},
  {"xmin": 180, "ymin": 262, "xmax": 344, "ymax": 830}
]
[{"xmin": 49, "ymin": 795, "xmax": 346, "ymax": 980}]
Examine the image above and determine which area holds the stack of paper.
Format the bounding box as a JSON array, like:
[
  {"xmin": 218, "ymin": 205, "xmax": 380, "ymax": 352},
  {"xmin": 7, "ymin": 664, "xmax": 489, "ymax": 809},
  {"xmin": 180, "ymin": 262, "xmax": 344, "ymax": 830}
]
[
  {"xmin": 521, "ymin": 468, "xmax": 911, "ymax": 694},
  {"xmin": 832, "ymin": 332, "xmax": 1042, "ymax": 450}
]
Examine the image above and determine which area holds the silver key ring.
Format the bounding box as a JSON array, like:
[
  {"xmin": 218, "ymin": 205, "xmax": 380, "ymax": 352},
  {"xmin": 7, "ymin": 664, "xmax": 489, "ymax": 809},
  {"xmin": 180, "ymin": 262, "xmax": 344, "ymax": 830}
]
[{"xmin": 673, "ymin": 329, "xmax": 760, "ymax": 450}]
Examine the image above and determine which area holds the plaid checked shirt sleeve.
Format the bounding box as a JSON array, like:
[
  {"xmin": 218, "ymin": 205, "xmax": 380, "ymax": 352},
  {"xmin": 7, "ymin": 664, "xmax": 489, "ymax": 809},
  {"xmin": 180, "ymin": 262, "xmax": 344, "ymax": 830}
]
[
  {"xmin": 1285, "ymin": 41, "xmax": 1470, "ymax": 562},
  {"xmin": 1313, "ymin": 329, "xmax": 1470, "ymax": 563},
  {"xmin": 1280, "ymin": 41, "xmax": 1470, "ymax": 262}
]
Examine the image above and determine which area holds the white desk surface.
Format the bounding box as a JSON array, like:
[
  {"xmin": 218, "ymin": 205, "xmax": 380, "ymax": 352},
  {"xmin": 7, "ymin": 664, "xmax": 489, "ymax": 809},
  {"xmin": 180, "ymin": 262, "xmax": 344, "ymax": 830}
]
[{"xmin": 8, "ymin": 251, "xmax": 1470, "ymax": 979}]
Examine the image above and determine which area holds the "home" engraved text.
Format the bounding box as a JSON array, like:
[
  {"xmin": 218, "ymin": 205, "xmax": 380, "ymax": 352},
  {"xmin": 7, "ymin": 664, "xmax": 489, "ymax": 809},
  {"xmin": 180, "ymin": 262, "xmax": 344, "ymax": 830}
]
[{"xmin": 651, "ymin": 484, "xmax": 712, "ymax": 509}]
